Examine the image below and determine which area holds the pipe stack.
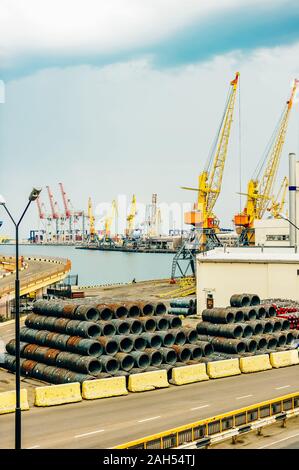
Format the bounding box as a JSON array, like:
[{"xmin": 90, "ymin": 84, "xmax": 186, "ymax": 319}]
[
  {"xmin": 2, "ymin": 297, "xmax": 211, "ymax": 385},
  {"xmin": 168, "ymin": 298, "xmax": 196, "ymax": 316},
  {"xmin": 196, "ymin": 293, "xmax": 296, "ymax": 355}
]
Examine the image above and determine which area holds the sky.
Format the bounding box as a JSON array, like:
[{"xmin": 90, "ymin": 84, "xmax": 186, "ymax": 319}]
[{"xmin": 1, "ymin": 0, "xmax": 299, "ymax": 237}]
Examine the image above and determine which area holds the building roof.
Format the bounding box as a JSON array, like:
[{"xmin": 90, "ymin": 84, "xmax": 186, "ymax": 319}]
[{"xmin": 197, "ymin": 246, "xmax": 299, "ymax": 264}]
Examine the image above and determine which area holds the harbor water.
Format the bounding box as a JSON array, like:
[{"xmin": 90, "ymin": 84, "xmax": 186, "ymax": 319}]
[{"xmin": 0, "ymin": 245, "xmax": 174, "ymax": 285}]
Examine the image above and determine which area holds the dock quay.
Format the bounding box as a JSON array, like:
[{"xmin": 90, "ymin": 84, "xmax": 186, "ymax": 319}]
[{"xmin": 76, "ymin": 245, "xmax": 176, "ymax": 254}]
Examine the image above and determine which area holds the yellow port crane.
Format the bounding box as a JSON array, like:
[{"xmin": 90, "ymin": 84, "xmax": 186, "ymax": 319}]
[
  {"xmin": 104, "ymin": 199, "xmax": 118, "ymax": 239},
  {"xmin": 87, "ymin": 197, "xmax": 98, "ymax": 243},
  {"xmin": 126, "ymin": 194, "xmax": 137, "ymax": 238},
  {"xmin": 267, "ymin": 176, "xmax": 289, "ymax": 219},
  {"xmin": 171, "ymin": 73, "xmax": 239, "ymax": 280},
  {"xmin": 234, "ymin": 79, "xmax": 298, "ymax": 244},
  {"xmin": 182, "ymin": 72, "xmax": 239, "ymax": 247}
]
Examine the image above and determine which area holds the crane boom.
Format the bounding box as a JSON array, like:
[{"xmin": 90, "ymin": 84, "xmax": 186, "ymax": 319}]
[
  {"xmin": 126, "ymin": 194, "xmax": 137, "ymax": 237},
  {"xmin": 206, "ymin": 72, "xmax": 239, "ymax": 216},
  {"xmin": 268, "ymin": 176, "xmax": 289, "ymax": 218},
  {"xmin": 59, "ymin": 182, "xmax": 71, "ymax": 218},
  {"xmin": 88, "ymin": 197, "xmax": 96, "ymax": 237},
  {"xmin": 36, "ymin": 197, "xmax": 46, "ymax": 219},
  {"xmin": 46, "ymin": 186, "xmax": 59, "ymax": 219},
  {"xmin": 234, "ymin": 79, "xmax": 298, "ymax": 235},
  {"xmin": 183, "ymin": 72, "xmax": 239, "ymax": 230},
  {"xmin": 256, "ymin": 79, "xmax": 298, "ymax": 218},
  {"xmin": 105, "ymin": 200, "xmax": 117, "ymax": 237}
]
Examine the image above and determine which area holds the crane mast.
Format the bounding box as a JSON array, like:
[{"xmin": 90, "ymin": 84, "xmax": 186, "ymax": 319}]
[
  {"xmin": 46, "ymin": 186, "xmax": 59, "ymax": 219},
  {"xmin": 268, "ymin": 176, "xmax": 289, "ymax": 218},
  {"xmin": 205, "ymin": 72, "xmax": 239, "ymax": 222},
  {"xmin": 234, "ymin": 79, "xmax": 298, "ymax": 241},
  {"xmin": 256, "ymin": 79, "xmax": 298, "ymax": 219},
  {"xmin": 182, "ymin": 72, "xmax": 239, "ymax": 231},
  {"xmin": 104, "ymin": 200, "xmax": 117, "ymax": 238},
  {"xmin": 36, "ymin": 197, "xmax": 45, "ymax": 219},
  {"xmin": 126, "ymin": 194, "xmax": 137, "ymax": 238},
  {"xmin": 171, "ymin": 73, "xmax": 239, "ymax": 280},
  {"xmin": 59, "ymin": 182, "xmax": 71, "ymax": 218},
  {"xmin": 88, "ymin": 197, "xmax": 96, "ymax": 240}
]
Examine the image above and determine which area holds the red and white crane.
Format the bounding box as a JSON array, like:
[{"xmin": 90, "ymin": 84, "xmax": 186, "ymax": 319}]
[
  {"xmin": 36, "ymin": 197, "xmax": 46, "ymax": 220},
  {"xmin": 46, "ymin": 186, "xmax": 59, "ymax": 219},
  {"xmin": 59, "ymin": 182, "xmax": 71, "ymax": 218},
  {"xmin": 46, "ymin": 185, "xmax": 60, "ymax": 240}
]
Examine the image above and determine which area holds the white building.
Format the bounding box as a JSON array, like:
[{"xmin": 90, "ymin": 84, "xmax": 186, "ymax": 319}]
[
  {"xmin": 254, "ymin": 218, "xmax": 289, "ymax": 246},
  {"xmin": 252, "ymin": 154, "xmax": 299, "ymax": 247},
  {"xmin": 196, "ymin": 246, "xmax": 299, "ymax": 313},
  {"xmin": 196, "ymin": 154, "xmax": 299, "ymax": 314}
]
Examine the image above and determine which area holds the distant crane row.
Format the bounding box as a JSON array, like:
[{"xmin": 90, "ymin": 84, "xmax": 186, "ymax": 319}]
[{"xmin": 33, "ymin": 76, "xmax": 298, "ymax": 256}]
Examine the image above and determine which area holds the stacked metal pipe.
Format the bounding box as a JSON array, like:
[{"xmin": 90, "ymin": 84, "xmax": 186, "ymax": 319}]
[
  {"xmin": 196, "ymin": 293, "xmax": 296, "ymax": 355},
  {"xmin": 3, "ymin": 297, "xmax": 213, "ymax": 384},
  {"xmin": 168, "ymin": 297, "xmax": 196, "ymax": 316}
]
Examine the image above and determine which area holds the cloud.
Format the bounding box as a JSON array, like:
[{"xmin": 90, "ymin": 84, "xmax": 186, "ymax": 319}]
[
  {"xmin": 1, "ymin": 40, "xmax": 299, "ymax": 238},
  {"xmin": 1, "ymin": 0, "xmax": 297, "ymax": 79}
]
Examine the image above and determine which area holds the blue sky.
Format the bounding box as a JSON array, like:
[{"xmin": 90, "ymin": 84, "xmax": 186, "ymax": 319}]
[{"xmin": 1, "ymin": 0, "xmax": 299, "ymax": 236}]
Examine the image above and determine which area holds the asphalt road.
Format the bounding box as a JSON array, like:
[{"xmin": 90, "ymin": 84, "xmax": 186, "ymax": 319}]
[
  {"xmin": 0, "ymin": 256, "xmax": 69, "ymax": 298},
  {"xmin": 1, "ymin": 365, "xmax": 299, "ymax": 449}
]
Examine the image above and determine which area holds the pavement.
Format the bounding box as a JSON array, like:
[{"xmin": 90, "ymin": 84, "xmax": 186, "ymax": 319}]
[
  {"xmin": 1, "ymin": 364, "xmax": 299, "ymax": 449},
  {"xmin": 0, "ymin": 255, "xmax": 70, "ymax": 305}
]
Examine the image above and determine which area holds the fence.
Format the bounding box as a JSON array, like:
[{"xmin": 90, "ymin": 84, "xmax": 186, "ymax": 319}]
[{"xmin": 115, "ymin": 391, "xmax": 299, "ymax": 449}]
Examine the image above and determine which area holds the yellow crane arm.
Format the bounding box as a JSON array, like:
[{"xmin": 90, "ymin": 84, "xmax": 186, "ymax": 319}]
[
  {"xmin": 88, "ymin": 197, "xmax": 95, "ymax": 236},
  {"xmin": 206, "ymin": 72, "xmax": 239, "ymax": 216},
  {"xmin": 105, "ymin": 200, "xmax": 118, "ymax": 236},
  {"xmin": 126, "ymin": 194, "xmax": 137, "ymax": 236},
  {"xmin": 268, "ymin": 176, "xmax": 289, "ymax": 218},
  {"xmin": 256, "ymin": 79, "xmax": 298, "ymax": 218}
]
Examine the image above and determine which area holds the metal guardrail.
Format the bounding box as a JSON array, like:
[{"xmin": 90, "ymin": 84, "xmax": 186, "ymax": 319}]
[{"xmin": 115, "ymin": 391, "xmax": 299, "ymax": 449}]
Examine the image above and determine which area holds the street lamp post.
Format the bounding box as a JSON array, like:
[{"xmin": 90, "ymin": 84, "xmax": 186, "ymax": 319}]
[
  {"xmin": 0, "ymin": 188, "xmax": 41, "ymax": 450},
  {"xmin": 278, "ymin": 213, "xmax": 299, "ymax": 236}
]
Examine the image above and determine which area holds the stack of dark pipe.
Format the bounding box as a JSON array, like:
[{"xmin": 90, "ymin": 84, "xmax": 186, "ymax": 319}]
[
  {"xmin": 2, "ymin": 298, "xmax": 214, "ymax": 385},
  {"xmin": 196, "ymin": 293, "xmax": 299, "ymax": 358},
  {"xmin": 168, "ymin": 298, "xmax": 196, "ymax": 316}
]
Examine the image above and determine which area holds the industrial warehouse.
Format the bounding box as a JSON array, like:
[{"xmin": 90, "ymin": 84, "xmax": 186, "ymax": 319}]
[{"xmin": 1, "ymin": 0, "xmax": 299, "ymax": 459}]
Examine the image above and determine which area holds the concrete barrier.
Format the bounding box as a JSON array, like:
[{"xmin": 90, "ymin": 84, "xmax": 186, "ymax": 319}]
[
  {"xmin": 207, "ymin": 359, "xmax": 241, "ymax": 379},
  {"xmin": 239, "ymin": 354, "xmax": 272, "ymax": 373},
  {"xmin": 82, "ymin": 377, "xmax": 128, "ymax": 400},
  {"xmin": 34, "ymin": 382, "xmax": 82, "ymax": 407},
  {"xmin": 128, "ymin": 370, "xmax": 169, "ymax": 392},
  {"xmin": 171, "ymin": 364, "xmax": 209, "ymax": 385},
  {"xmin": 270, "ymin": 350, "xmax": 299, "ymax": 368},
  {"xmin": 0, "ymin": 389, "xmax": 29, "ymax": 415}
]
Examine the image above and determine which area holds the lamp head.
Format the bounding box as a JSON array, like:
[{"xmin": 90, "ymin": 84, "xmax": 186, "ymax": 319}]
[
  {"xmin": 0, "ymin": 194, "xmax": 6, "ymax": 205},
  {"xmin": 29, "ymin": 188, "xmax": 42, "ymax": 202}
]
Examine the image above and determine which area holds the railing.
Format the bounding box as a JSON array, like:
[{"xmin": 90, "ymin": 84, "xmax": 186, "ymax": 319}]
[
  {"xmin": 115, "ymin": 391, "xmax": 299, "ymax": 449},
  {"xmin": 0, "ymin": 257, "xmax": 71, "ymax": 298}
]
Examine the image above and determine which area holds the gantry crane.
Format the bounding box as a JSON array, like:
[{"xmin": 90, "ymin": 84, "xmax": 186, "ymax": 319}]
[
  {"xmin": 97, "ymin": 200, "xmax": 118, "ymax": 248},
  {"xmin": 87, "ymin": 197, "xmax": 99, "ymax": 244},
  {"xmin": 234, "ymin": 79, "xmax": 298, "ymax": 245},
  {"xmin": 125, "ymin": 194, "xmax": 137, "ymax": 239},
  {"xmin": 171, "ymin": 72, "xmax": 239, "ymax": 279},
  {"xmin": 36, "ymin": 196, "xmax": 51, "ymax": 242},
  {"xmin": 46, "ymin": 186, "xmax": 60, "ymax": 241},
  {"xmin": 36, "ymin": 197, "xmax": 46, "ymax": 220},
  {"xmin": 267, "ymin": 176, "xmax": 289, "ymax": 219},
  {"xmin": 104, "ymin": 200, "xmax": 118, "ymax": 239}
]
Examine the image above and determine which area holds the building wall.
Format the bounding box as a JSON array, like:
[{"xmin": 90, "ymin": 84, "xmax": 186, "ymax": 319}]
[
  {"xmin": 197, "ymin": 259, "xmax": 299, "ymax": 313},
  {"xmin": 254, "ymin": 219, "xmax": 289, "ymax": 246}
]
